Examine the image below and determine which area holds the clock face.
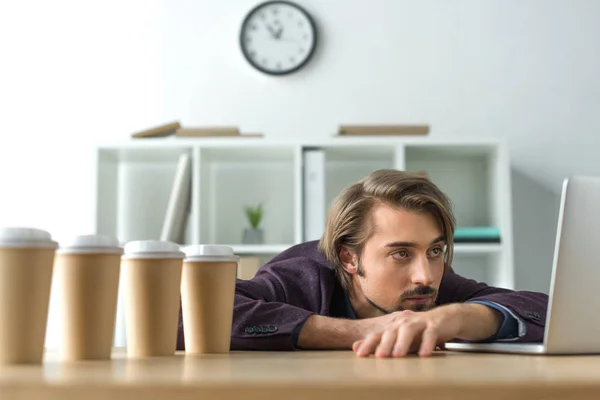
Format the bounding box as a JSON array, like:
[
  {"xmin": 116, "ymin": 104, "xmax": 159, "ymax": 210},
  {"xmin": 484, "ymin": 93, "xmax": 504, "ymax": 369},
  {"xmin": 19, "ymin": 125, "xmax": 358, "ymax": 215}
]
[{"xmin": 240, "ymin": 1, "xmax": 317, "ymax": 75}]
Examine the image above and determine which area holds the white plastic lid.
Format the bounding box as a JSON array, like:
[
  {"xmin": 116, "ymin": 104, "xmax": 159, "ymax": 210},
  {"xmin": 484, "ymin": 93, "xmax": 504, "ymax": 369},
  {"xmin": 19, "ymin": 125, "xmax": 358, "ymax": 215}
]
[
  {"xmin": 122, "ymin": 240, "xmax": 185, "ymax": 259},
  {"xmin": 57, "ymin": 234, "xmax": 123, "ymax": 255},
  {"xmin": 183, "ymin": 244, "xmax": 240, "ymax": 263},
  {"xmin": 0, "ymin": 227, "xmax": 58, "ymax": 249}
]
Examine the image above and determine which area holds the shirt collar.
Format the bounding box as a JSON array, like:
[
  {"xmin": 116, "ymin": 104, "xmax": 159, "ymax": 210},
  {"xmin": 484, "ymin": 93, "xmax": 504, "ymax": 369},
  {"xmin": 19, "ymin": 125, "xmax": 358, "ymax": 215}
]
[{"xmin": 344, "ymin": 291, "xmax": 357, "ymax": 320}]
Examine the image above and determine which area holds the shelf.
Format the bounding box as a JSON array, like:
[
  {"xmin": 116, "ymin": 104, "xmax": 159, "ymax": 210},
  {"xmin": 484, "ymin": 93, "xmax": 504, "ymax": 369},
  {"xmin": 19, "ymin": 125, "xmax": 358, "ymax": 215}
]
[
  {"xmin": 453, "ymin": 243, "xmax": 502, "ymax": 254},
  {"xmin": 229, "ymin": 244, "xmax": 295, "ymax": 255},
  {"xmin": 98, "ymin": 146, "xmax": 191, "ymax": 163},
  {"xmin": 322, "ymin": 146, "xmax": 396, "ymax": 210},
  {"xmin": 317, "ymin": 145, "xmax": 396, "ymax": 162},
  {"xmin": 199, "ymin": 145, "xmax": 294, "ymax": 162},
  {"xmin": 94, "ymin": 137, "xmax": 514, "ymax": 289},
  {"xmin": 199, "ymin": 146, "xmax": 297, "ymax": 245},
  {"xmin": 96, "ymin": 148, "xmax": 193, "ymax": 243},
  {"xmin": 405, "ymin": 145, "xmax": 495, "ymax": 227}
]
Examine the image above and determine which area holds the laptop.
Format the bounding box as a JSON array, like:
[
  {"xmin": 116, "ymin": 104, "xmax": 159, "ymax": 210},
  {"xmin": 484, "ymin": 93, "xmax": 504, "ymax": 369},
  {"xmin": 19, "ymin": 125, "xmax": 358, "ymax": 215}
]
[{"xmin": 445, "ymin": 176, "xmax": 600, "ymax": 355}]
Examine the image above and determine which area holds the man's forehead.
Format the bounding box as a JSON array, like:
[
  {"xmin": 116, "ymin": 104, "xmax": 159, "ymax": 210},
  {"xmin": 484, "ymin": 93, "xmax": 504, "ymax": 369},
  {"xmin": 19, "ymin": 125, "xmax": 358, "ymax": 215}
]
[
  {"xmin": 369, "ymin": 204, "xmax": 440, "ymax": 228},
  {"xmin": 368, "ymin": 205, "xmax": 444, "ymax": 244}
]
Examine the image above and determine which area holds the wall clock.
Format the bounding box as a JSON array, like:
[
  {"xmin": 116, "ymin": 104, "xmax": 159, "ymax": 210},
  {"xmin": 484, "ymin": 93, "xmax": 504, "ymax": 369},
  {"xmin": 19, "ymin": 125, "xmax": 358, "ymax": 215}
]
[{"xmin": 240, "ymin": 1, "xmax": 317, "ymax": 76}]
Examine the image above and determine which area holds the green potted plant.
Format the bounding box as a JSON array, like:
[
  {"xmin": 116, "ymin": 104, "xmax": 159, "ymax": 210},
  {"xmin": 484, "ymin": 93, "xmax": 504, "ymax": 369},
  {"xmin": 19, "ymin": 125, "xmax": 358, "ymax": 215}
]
[{"xmin": 242, "ymin": 203, "xmax": 264, "ymax": 244}]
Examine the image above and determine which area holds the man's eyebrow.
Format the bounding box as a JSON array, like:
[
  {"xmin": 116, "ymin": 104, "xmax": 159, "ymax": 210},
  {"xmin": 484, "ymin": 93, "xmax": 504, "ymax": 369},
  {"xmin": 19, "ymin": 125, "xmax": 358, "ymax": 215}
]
[{"xmin": 384, "ymin": 236, "xmax": 446, "ymax": 248}]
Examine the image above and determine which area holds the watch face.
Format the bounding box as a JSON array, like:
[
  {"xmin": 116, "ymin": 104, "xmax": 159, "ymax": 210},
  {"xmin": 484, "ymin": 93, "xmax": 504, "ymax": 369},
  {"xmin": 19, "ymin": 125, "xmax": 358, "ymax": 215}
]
[{"xmin": 240, "ymin": 1, "xmax": 317, "ymax": 75}]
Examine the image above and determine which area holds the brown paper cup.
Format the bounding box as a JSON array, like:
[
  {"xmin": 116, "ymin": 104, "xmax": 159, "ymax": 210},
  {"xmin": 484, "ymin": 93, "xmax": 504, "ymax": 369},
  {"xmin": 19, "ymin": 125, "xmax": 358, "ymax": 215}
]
[
  {"xmin": 55, "ymin": 234, "xmax": 123, "ymax": 361},
  {"xmin": 181, "ymin": 245, "xmax": 239, "ymax": 354},
  {"xmin": 0, "ymin": 227, "xmax": 57, "ymax": 365},
  {"xmin": 122, "ymin": 240, "xmax": 184, "ymax": 358}
]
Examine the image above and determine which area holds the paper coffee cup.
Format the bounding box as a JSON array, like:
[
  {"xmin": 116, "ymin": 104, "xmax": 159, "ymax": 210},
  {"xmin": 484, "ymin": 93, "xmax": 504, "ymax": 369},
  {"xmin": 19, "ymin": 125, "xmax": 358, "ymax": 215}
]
[
  {"xmin": 122, "ymin": 240, "xmax": 184, "ymax": 358},
  {"xmin": 181, "ymin": 244, "xmax": 239, "ymax": 354},
  {"xmin": 55, "ymin": 234, "xmax": 123, "ymax": 361},
  {"xmin": 0, "ymin": 227, "xmax": 58, "ymax": 365}
]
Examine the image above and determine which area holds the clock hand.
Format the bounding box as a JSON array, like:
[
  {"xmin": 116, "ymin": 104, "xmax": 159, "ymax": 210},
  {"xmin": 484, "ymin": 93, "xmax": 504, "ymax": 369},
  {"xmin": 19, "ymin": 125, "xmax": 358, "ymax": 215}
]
[
  {"xmin": 266, "ymin": 24, "xmax": 277, "ymax": 38},
  {"xmin": 274, "ymin": 31, "xmax": 299, "ymax": 42},
  {"xmin": 275, "ymin": 27, "xmax": 284, "ymax": 39}
]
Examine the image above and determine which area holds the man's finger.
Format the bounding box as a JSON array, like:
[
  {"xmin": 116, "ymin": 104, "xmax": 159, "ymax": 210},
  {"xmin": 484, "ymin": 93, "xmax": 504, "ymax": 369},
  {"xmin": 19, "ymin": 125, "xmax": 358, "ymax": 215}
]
[
  {"xmin": 352, "ymin": 340, "xmax": 364, "ymax": 352},
  {"xmin": 375, "ymin": 329, "xmax": 398, "ymax": 358},
  {"xmin": 356, "ymin": 333, "xmax": 382, "ymax": 357},
  {"xmin": 418, "ymin": 328, "xmax": 438, "ymax": 357},
  {"xmin": 392, "ymin": 322, "xmax": 423, "ymax": 357}
]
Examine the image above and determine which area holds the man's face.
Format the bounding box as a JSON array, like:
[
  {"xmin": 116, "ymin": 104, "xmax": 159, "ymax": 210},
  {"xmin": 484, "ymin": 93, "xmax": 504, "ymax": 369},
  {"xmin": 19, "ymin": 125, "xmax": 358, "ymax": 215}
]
[{"xmin": 345, "ymin": 204, "xmax": 446, "ymax": 315}]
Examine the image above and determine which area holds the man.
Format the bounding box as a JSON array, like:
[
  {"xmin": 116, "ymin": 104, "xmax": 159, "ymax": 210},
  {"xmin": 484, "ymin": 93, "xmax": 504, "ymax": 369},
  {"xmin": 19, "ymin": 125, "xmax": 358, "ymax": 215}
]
[{"xmin": 181, "ymin": 169, "xmax": 548, "ymax": 357}]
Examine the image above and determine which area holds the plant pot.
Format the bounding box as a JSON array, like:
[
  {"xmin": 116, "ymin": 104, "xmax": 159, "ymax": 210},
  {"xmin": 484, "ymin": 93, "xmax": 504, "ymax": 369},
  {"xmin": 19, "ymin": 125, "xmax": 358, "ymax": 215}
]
[{"xmin": 242, "ymin": 228, "xmax": 264, "ymax": 245}]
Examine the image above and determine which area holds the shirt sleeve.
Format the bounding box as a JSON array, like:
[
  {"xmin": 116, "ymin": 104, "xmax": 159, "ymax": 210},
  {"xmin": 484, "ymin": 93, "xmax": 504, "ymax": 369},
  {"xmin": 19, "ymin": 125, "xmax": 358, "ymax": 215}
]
[
  {"xmin": 466, "ymin": 300, "xmax": 525, "ymax": 342},
  {"xmin": 292, "ymin": 319, "xmax": 310, "ymax": 349}
]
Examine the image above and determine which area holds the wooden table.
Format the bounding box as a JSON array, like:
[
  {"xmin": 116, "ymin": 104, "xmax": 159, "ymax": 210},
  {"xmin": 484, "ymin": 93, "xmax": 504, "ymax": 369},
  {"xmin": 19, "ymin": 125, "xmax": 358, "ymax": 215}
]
[{"xmin": 2, "ymin": 350, "xmax": 600, "ymax": 400}]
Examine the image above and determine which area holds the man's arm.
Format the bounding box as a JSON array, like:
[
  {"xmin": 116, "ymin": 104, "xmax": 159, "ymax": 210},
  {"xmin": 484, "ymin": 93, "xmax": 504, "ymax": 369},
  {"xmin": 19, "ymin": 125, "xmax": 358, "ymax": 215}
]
[
  {"xmin": 452, "ymin": 302, "xmax": 505, "ymax": 340},
  {"xmin": 297, "ymin": 315, "xmax": 366, "ymax": 349},
  {"xmin": 438, "ymin": 269, "xmax": 549, "ymax": 342},
  {"xmin": 231, "ymin": 291, "xmax": 315, "ymax": 350},
  {"xmin": 297, "ymin": 302, "xmax": 503, "ymax": 351},
  {"xmin": 227, "ymin": 256, "xmax": 333, "ymax": 351}
]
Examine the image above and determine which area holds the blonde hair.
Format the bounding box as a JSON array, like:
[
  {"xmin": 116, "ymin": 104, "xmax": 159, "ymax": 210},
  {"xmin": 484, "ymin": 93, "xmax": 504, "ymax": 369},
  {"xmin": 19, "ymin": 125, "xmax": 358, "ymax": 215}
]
[{"xmin": 318, "ymin": 169, "xmax": 456, "ymax": 292}]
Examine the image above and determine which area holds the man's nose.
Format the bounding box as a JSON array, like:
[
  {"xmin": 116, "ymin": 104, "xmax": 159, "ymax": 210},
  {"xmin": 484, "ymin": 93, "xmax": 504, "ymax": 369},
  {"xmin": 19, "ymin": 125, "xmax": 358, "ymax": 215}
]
[{"xmin": 410, "ymin": 255, "xmax": 434, "ymax": 286}]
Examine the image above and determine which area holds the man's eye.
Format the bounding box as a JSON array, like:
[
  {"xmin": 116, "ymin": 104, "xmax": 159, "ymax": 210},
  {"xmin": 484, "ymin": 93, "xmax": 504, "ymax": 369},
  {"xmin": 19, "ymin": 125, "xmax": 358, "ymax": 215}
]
[
  {"xmin": 429, "ymin": 247, "xmax": 443, "ymax": 257},
  {"xmin": 393, "ymin": 250, "xmax": 409, "ymax": 259}
]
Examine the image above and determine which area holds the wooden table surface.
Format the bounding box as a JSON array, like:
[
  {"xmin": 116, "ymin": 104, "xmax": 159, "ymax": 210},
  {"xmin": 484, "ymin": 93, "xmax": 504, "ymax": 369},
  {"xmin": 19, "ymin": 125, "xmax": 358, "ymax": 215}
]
[{"xmin": 2, "ymin": 349, "xmax": 600, "ymax": 400}]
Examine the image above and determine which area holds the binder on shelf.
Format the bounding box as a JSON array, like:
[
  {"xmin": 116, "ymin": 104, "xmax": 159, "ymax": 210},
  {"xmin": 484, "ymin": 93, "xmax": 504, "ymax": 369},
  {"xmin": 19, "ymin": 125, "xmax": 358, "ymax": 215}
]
[
  {"xmin": 303, "ymin": 148, "xmax": 326, "ymax": 242},
  {"xmin": 160, "ymin": 153, "xmax": 192, "ymax": 244},
  {"xmin": 175, "ymin": 127, "xmax": 240, "ymax": 137},
  {"xmin": 337, "ymin": 124, "xmax": 430, "ymax": 136},
  {"xmin": 454, "ymin": 227, "xmax": 501, "ymax": 243}
]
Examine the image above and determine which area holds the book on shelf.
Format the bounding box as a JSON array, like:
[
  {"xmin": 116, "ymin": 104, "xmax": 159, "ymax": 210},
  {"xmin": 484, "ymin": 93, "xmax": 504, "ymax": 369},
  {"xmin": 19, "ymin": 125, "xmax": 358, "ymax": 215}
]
[
  {"xmin": 303, "ymin": 148, "xmax": 326, "ymax": 241},
  {"xmin": 131, "ymin": 121, "xmax": 264, "ymax": 139},
  {"xmin": 131, "ymin": 121, "xmax": 181, "ymax": 138},
  {"xmin": 337, "ymin": 124, "xmax": 430, "ymax": 136},
  {"xmin": 160, "ymin": 153, "xmax": 192, "ymax": 244},
  {"xmin": 175, "ymin": 127, "xmax": 240, "ymax": 137},
  {"xmin": 454, "ymin": 227, "xmax": 501, "ymax": 243}
]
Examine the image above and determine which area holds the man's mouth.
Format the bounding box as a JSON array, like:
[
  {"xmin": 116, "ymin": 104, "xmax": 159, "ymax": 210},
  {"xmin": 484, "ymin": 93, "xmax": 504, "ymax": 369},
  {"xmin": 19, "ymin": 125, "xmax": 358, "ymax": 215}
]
[{"xmin": 404, "ymin": 295, "xmax": 432, "ymax": 304}]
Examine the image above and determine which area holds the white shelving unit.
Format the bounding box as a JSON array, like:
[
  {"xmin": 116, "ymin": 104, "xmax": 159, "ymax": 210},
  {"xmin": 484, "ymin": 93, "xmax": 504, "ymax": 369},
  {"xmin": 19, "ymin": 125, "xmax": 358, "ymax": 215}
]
[{"xmin": 94, "ymin": 136, "xmax": 514, "ymax": 290}]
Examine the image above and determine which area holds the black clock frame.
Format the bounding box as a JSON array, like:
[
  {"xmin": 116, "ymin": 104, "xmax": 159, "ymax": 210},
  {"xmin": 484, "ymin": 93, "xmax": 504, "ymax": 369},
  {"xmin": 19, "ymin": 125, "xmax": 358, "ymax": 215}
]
[{"xmin": 239, "ymin": 0, "xmax": 318, "ymax": 76}]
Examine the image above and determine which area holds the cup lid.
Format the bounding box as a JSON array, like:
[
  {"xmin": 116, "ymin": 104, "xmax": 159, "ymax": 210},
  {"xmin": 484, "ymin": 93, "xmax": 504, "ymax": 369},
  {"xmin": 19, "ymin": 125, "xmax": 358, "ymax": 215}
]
[
  {"xmin": 183, "ymin": 244, "xmax": 240, "ymax": 262},
  {"xmin": 122, "ymin": 240, "xmax": 185, "ymax": 259},
  {"xmin": 0, "ymin": 227, "xmax": 58, "ymax": 249},
  {"xmin": 57, "ymin": 234, "xmax": 123, "ymax": 255}
]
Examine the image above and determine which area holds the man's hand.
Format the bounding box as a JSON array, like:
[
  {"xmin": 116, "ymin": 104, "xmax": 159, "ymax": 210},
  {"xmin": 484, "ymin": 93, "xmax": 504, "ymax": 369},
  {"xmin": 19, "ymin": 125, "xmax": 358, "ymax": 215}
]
[{"xmin": 352, "ymin": 303, "xmax": 504, "ymax": 358}]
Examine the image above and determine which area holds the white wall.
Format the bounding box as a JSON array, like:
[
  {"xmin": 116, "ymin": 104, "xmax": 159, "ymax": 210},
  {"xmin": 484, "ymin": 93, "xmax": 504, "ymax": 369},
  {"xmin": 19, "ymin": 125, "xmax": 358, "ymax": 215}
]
[
  {"xmin": 1, "ymin": 0, "xmax": 599, "ymax": 345},
  {"xmin": 0, "ymin": 0, "xmax": 164, "ymax": 239},
  {"xmin": 155, "ymin": 0, "xmax": 600, "ymax": 293}
]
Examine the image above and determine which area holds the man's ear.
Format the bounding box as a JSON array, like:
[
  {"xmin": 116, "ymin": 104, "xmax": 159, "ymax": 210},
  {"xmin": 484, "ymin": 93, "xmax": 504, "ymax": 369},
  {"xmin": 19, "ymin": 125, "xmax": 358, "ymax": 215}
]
[{"xmin": 339, "ymin": 245, "xmax": 358, "ymax": 275}]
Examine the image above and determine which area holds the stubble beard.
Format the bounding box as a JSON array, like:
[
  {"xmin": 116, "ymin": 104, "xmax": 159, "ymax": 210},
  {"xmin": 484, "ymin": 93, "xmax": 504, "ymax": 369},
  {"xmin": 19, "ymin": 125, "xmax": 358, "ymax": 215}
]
[{"xmin": 356, "ymin": 258, "xmax": 438, "ymax": 313}]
